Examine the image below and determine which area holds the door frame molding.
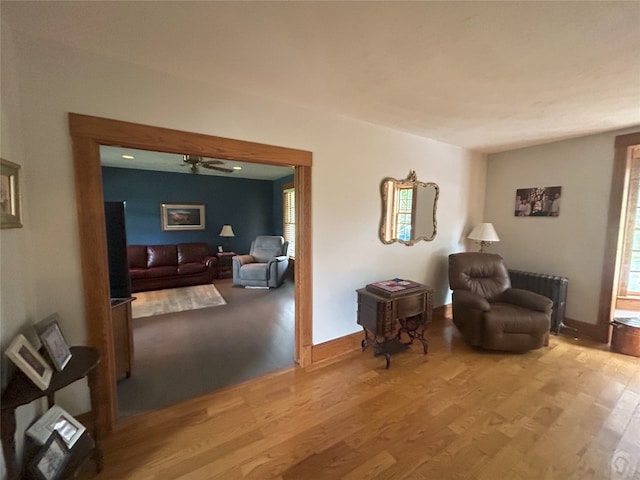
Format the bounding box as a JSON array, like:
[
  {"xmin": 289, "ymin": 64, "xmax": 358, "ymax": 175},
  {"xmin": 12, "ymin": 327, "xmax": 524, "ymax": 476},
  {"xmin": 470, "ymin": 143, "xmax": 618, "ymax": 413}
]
[
  {"xmin": 68, "ymin": 113, "xmax": 313, "ymax": 434},
  {"xmin": 597, "ymin": 131, "xmax": 640, "ymax": 342}
]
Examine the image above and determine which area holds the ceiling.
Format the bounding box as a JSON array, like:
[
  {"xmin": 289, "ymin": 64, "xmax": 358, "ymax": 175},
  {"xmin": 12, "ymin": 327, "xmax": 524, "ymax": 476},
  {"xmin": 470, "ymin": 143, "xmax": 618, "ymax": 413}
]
[
  {"xmin": 100, "ymin": 146, "xmax": 294, "ymax": 181},
  {"xmin": 3, "ymin": 1, "xmax": 640, "ymax": 154}
]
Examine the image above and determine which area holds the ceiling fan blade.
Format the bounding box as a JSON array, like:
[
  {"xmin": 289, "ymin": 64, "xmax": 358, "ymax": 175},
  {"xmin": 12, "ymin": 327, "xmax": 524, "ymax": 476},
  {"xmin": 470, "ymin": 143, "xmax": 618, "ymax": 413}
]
[
  {"xmin": 202, "ymin": 164, "xmax": 234, "ymax": 173},
  {"xmin": 200, "ymin": 159, "xmax": 224, "ymax": 167}
]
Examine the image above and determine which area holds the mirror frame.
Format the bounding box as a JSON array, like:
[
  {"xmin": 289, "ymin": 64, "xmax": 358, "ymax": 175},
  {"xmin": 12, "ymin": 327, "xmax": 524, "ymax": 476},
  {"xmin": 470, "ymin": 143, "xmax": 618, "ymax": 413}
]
[{"xmin": 379, "ymin": 170, "xmax": 439, "ymax": 246}]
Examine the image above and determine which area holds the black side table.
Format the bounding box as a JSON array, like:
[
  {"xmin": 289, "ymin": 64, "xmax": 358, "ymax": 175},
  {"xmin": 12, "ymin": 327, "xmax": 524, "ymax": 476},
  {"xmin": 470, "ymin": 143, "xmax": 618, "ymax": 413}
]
[
  {"xmin": 1, "ymin": 346, "xmax": 102, "ymax": 480},
  {"xmin": 216, "ymin": 252, "xmax": 236, "ymax": 279}
]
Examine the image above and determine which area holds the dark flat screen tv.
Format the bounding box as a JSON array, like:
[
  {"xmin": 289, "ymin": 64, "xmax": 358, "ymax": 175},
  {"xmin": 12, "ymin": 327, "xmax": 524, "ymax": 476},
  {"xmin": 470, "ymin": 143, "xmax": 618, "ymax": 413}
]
[{"xmin": 104, "ymin": 201, "xmax": 132, "ymax": 299}]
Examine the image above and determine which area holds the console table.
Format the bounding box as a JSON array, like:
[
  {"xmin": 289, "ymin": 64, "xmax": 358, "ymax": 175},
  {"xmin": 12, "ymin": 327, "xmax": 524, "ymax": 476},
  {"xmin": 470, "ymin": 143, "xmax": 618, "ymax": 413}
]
[
  {"xmin": 356, "ymin": 280, "xmax": 433, "ymax": 368},
  {"xmin": 1, "ymin": 346, "xmax": 102, "ymax": 480}
]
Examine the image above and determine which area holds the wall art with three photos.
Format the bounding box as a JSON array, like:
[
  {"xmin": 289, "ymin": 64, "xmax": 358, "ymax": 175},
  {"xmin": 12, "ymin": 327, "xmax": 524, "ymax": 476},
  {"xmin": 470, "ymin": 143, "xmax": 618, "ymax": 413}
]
[{"xmin": 515, "ymin": 186, "xmax": 562, "ymax": 217}]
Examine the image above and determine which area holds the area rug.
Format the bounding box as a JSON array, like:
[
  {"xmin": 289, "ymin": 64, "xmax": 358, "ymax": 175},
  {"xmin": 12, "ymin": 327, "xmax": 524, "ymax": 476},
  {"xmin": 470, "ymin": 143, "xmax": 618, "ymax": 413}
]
[{"xmin": 132, "ymin": 284, "xmax": 227, "ymax": 319}]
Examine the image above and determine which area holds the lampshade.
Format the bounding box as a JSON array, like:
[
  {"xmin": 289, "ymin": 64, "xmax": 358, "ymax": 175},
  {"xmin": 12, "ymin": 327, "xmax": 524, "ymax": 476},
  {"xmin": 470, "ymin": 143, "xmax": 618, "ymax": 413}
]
[
  {"xmin": 468, "ymin": 223, "xmax": 500, "ymax": 242},
  {"xmin": 468, "ymin": 223, "xmax": 499, "ymax": 252},
  {"xmin": 219, "ymin": 225, "xmax": 235, "ymax": 237}
]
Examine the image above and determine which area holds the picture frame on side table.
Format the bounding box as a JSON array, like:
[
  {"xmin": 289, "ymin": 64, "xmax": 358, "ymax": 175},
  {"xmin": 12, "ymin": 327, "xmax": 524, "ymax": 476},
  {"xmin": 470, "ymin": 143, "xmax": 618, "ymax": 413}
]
[
  {"xmin": 26, "ymin": 404, "xmax": 86, "ymax": 449},
  {"xmin": 0, "ymin": 158, "xmax": 22, "ymax": 229},
  {"xmin": 160, "ymin": 203, "xmax": 205, "ymax": 231},
  {"xmin": 5, "ymin": 334, "xmax": 53, "ymax": 390},
  {"xmin": 35, "ymin": 313, "xmax": 72, "ymax": 371},
  {"xmin": 27, "ymin": 431, "xmax": 71, "ymax": 480}
]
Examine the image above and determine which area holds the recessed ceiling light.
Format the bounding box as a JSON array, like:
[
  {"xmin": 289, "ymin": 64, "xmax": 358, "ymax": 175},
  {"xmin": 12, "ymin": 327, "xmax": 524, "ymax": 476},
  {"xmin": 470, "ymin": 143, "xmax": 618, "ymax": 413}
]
[
  {"xmin": 121, "ymin": 154, "xmax": 135, "ymax": 160},
  {"xmin": 232, "ymin": 166, "xmax": 242, "ymax": 170}
]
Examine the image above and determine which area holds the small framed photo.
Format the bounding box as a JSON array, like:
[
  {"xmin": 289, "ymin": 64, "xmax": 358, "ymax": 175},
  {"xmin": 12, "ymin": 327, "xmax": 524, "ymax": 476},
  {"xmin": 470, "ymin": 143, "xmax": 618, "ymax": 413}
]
[
  {"xmin": 28, "ymin": 431, "xmax": 71, "ymax": 480},
  {"xmin": 5, "ymin": 334, "xmax": 53, "ymax": 390},
  {"xmin": 26, "ymin": 405, "xmax": 86, "ymax": 449},
  {"xmin": 35, "ymin": 313, "xmax": 72, "ymax": 371},
  {"xmin": 1, "ymin": 158, "xmax": 22, "ymax": 229},
  {"xmin": 161, "ymin": 203, "xmax": 205, "ymax": 231}
]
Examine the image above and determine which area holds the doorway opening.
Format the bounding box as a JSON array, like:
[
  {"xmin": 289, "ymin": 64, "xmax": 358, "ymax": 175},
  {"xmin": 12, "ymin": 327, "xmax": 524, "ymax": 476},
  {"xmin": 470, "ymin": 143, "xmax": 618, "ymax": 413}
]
[{"xmin": 69, "ymin": 113, "xmax": 312, "ymax": 434}]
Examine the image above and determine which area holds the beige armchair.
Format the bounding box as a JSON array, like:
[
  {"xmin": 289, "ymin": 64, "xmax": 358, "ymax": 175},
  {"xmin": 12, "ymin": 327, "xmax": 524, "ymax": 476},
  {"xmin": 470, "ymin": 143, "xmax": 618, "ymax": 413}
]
[
  {"xmin": 448, "ymin": 252, "xmax": 552, "ymax": 352},
  {"xmin": 232, "ymin": 236, "xmax": 289, "ymax": 288}
]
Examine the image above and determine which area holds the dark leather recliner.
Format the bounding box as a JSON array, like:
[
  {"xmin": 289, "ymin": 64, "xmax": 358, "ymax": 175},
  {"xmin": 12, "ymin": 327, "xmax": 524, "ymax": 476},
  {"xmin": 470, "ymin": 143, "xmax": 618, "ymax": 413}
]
[{"xmin": 448, "ymin": 252, "xmax": 552, "ymax": 352}]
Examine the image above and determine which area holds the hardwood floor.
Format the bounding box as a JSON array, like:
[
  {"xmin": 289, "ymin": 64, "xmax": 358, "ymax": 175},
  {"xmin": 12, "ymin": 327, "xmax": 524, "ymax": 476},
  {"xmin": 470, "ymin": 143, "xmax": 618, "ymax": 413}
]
[
  {"xmin": 94, "ymin": 311, "xmax": 640, "ymax": 479},
  {"xmin": 117, "ymin": 278, "xmax": 295, "ymax": 418}
]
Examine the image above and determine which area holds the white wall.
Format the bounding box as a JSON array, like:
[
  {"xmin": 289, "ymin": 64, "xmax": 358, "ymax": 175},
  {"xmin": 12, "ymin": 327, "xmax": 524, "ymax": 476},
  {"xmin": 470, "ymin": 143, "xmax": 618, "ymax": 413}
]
[
  {"xmin": 485, "ymin": 127, "xmax": 640, "ymax": 325},
  {"xmin": 0, "ymin": 24, "xmax": 486, "ymax": 425},
  {"xmin": 0, "ymin": 22, "xmax": 41, "ymax": 480}
]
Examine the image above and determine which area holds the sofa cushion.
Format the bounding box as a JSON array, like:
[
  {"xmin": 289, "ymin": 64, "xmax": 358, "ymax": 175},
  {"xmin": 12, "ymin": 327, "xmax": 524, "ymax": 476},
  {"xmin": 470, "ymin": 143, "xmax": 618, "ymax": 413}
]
[
  {"xmin": 177, "ymin": 263, "xmax": 207, "ymax": 275},
  {"xmin": 178, "ymin": 243, "xmax": 209, "ymax": 265},
  {"xmin": 128, "ymin": 245, "xmax": 147, "ymax": 269},
  {"xmin": 129, "ymin": 268, "xmax": 148, "ymax": 280},
  {"xmin": 145, "ymin": 266, "xmax": 178, "ymax": 278},
  {"xmin": 147, "ymin": 245, "xmax": 178, "ymax": 268}
]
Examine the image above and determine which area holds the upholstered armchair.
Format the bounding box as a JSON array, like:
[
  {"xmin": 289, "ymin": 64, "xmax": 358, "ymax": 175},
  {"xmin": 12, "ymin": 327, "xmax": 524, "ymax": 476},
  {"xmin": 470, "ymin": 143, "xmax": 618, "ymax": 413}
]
[
  {"xmin": 232, "ymin": 236, "xmax": 289, "ymax": 288},
  {"xmin": 448, "ymin": 252, "xmax": 552, "ymax": 352}
]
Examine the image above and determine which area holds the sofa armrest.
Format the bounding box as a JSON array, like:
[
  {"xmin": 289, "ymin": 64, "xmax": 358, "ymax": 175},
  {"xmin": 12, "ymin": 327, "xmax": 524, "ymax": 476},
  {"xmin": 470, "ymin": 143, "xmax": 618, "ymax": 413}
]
[
  {"xmin": 452, "ymin": 290, "xmax": 491, "ymax": 311},
  {"xmin": 203, "ymin": 255, "xmax": 218, "ymax": 268},
  {"xmin": 499, "ymin": 288, "xmax": 553, "ymax": 313}
]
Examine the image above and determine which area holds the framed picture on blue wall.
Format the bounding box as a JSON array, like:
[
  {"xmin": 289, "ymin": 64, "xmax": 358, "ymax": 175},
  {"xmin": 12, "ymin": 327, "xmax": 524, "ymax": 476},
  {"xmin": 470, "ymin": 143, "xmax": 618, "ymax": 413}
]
[{"xmin": 161, "ymin": 203, "xmax": 205, "ymax": 231}]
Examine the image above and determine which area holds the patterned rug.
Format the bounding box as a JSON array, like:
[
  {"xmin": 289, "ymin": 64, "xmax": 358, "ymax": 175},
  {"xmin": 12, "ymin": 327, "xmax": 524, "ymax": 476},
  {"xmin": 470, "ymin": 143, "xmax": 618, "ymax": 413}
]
[{"xmin": 131, "ymin": 284, "xmax": 227, "ymax": 319}]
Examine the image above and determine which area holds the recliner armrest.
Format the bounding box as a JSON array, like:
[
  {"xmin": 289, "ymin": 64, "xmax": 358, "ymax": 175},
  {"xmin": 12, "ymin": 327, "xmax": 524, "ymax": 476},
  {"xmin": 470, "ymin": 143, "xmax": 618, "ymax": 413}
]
[
  {"xmin": 453, "ymin": 290, "xmax": 491, "ymax": 311},
  {"xmin": 268, "ymin": 255, "xmax": 288, "ymax": 264},
  {"xmin": 498, "ymin": 288, "xmax": 553, "ymax": 313},
  {"xmin": 232, "ymin": 254, "xmax": 255, "ymax": 267}
]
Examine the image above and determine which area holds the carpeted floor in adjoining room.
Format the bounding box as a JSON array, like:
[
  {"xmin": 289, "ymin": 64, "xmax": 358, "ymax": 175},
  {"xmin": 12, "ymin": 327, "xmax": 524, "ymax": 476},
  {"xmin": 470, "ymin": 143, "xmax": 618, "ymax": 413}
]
[{"xmin": 116, "ymin": 278, "xmax": 295, "ymax": 418}]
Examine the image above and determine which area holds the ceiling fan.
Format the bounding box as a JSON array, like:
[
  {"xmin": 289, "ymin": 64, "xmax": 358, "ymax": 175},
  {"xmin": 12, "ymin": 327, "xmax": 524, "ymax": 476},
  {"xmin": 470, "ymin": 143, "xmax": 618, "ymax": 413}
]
[{"xmin": 182, "ymin": 154, "xmax": 234, "ymax": 174}]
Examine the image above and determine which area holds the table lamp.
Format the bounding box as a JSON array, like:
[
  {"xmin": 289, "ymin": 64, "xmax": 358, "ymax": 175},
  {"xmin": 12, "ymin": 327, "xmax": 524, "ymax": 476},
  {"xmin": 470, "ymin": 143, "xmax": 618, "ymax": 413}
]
[
  {"xmin": 219, "ymin": 224, "xmax": 235, "ymax": 252},
  {"xmin": 468, "ymin": 223, "xmax": 500, "ymax": 253}
]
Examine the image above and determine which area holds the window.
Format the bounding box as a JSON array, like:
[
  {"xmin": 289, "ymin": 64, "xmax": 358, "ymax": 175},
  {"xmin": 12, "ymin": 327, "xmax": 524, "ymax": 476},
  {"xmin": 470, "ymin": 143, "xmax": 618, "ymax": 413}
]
[
  {"xmin": 394, "ymin": 186, "xmax": 413, "ymax": 242},
  {"xmin": 283, "ymin": 185, "xmax": 295, "ymax": 259}
]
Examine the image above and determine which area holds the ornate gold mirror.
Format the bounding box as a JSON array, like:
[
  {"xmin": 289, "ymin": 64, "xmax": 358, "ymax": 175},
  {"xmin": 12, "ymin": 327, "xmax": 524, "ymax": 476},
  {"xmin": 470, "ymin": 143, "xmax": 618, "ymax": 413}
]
[{"xmin": 379, "ymin": 171, "xmax": 439, "ymax": 245}]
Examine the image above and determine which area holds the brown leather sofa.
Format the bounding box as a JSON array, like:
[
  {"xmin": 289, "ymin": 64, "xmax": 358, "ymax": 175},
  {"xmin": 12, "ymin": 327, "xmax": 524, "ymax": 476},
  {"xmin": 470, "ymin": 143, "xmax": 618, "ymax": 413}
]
[
  {"xmin": 448, "ymin": 252, "xmax": 552, "ymax": 352},
  {"xmin": 127, "ymin": 242, "xmax": 218, "ymax": 293}
]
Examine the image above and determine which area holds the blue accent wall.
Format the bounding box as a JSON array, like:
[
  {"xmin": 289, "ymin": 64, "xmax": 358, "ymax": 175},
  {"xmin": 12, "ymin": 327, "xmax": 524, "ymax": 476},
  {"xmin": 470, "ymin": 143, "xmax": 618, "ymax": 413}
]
[{"xmin": 102, "ymin": 167, "xmax": 284, "ymax": 254}]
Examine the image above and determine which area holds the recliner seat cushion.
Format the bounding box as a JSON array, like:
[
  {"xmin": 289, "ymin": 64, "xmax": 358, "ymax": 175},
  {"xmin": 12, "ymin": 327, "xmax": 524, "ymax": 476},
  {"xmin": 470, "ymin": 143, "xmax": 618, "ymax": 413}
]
[
  {"xmin": 240, "ymin": 263, "xmax": 269, "ymax": 281},
  {"xmin": 485, "ymin": 303, "xmax": 550, "ymax": 334}
]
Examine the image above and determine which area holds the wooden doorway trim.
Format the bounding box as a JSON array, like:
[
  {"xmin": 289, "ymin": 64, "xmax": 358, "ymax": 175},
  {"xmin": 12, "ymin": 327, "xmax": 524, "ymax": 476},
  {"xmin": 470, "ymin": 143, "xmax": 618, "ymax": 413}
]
[
  {"xmin": 597, "ymin": 131, "xmax": 640, "ymax": 342},
  {"xmin": 68, "ymin": 113, "xmax": 313, "ymax": 434}
]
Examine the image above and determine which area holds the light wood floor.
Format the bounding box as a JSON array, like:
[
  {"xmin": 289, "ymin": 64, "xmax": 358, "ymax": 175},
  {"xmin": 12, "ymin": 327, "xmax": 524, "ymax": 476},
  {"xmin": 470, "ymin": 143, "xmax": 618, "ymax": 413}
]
[{"xmin": 91, "ymin": 312, "xmax": 640, "ymax": 480}]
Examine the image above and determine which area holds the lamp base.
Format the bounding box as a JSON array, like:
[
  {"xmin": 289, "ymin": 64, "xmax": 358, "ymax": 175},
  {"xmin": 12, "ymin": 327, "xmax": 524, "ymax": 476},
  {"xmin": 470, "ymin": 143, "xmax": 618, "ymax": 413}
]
[{"xmin": 478, "ymin": 241, "xmax": 492, "ymax": 253}]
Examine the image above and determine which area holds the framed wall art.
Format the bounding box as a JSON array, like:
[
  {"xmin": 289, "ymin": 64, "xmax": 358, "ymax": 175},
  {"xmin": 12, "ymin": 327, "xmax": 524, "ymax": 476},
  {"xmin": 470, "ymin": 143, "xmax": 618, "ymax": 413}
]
[
  {"xmin": 515, "ymin": 186, "xmax": 562, "ymax": 217},
  {"xmin": 160, "ymin": 203, "xmax": 205, "ymax": 231},
  {"xmin": 5, "ymin": 334, "xmax": 53, "ymax": 390},
  {"xmin": 1, "ymin": 158, "xmax": 22, "ymax": 229}
]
